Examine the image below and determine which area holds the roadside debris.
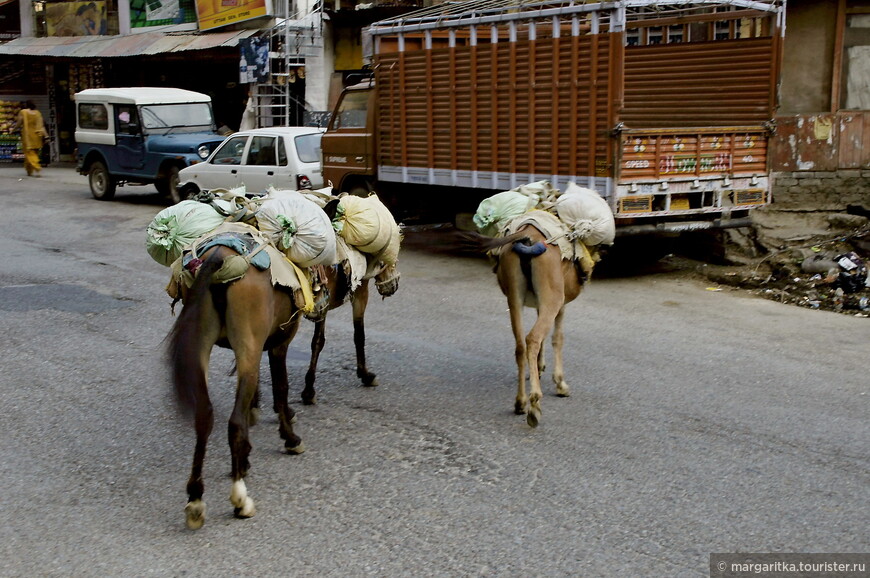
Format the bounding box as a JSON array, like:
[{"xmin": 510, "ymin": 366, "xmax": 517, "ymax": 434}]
[{"xmin": 694, "ymin": 227, "xmax": 870, "ymax": 316}]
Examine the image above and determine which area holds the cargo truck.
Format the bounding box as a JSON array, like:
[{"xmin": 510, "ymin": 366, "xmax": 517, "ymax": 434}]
[{"xmin": 321, "ymin": 0, "xmax": 785, "ymax": 234}]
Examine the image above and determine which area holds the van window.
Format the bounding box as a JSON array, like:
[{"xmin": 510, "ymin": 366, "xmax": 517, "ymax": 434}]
[
  {"xmin": 116, "ymin": 105, "xmax": 140, "ymax": 135},
  {"xmin": 247, "ymin": 136, "xmax": 277, "ymax": 166},
  {"xmin": 277, "ymin": 138, "xmax": 288, "ymax": 166},
  {"xmin": 140, "ymin": 102, "xmax": 214, "ymax": 133},
  {"xmin": 212, "ymin": 135, "xmax": 247, "ymax": 165},
  {"xmin": 294, "ymin": 133, "xmax": 322, "ymax": 163},
  {"xmin": 79, "ymin": 103, "xmax": 109, "ymax": 130}
]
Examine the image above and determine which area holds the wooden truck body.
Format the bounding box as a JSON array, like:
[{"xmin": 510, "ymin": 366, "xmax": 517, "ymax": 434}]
[{"xmin": 322, "ymin": 0, "xmax": 785, "ymax": 233}]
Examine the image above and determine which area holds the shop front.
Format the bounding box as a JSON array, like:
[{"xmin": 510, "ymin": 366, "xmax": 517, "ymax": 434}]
[{"xmin": 0, "ymin": 28, "xmax": 258, "ymax": 162}]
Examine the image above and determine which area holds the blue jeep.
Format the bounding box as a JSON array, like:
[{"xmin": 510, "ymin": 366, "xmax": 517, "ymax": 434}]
[{"xmin": 74, "ymin": 87, "xmax": 227, "ymax": 203}]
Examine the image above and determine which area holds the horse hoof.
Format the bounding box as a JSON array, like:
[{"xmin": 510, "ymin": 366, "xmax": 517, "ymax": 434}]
[
  {"xmin": 230, "ymin": 480, "xmax": 256, "ymax": 518},
  {"xmin": 527, "ymin": 407, "xmax": 541, "ymax": 428},
  {"xmin": 286, "ymin": 441, "xmax": 306, "ymax": 455},
  {"xmin": 362, "ymin": 374, "xmax": 379, "ymax": 387},
  {"xmin": 556, "ymin": 384, "xmax": 570, "ymax": 397},
  {"xmin": 301, "ymin": 394, "xmax": 316, "ymax": 406},
  {"xmin": 233, "ymin": 497, "xmax": 256, "ymax": 518},
  {"xmin": 185, "ymin": 500, "xmax": 206, "ymax": 530}
]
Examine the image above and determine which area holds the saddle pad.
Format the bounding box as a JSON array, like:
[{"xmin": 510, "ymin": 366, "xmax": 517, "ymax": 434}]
[
  {"xmin": 506, "ymin": 210, "xmax": 574, "ymax": 261},
  {"xmin": 182, "ymin": 231, "xmax": 271, "ymax": 271}
]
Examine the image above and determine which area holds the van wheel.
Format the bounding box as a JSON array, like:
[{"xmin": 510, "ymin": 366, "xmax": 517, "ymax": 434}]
[
  {"xmin": 88, "ymin": 161, "xmax": 116, "ymax": 201},
  {"xmin": 157, "ymin": 166, "xmax": 182, "ymax": 204}
]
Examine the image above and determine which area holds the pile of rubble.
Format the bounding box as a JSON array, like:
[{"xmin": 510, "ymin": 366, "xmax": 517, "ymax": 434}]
[{"xmin": 697, "ymin": 227, "xmax": 870, "ymax": 316}]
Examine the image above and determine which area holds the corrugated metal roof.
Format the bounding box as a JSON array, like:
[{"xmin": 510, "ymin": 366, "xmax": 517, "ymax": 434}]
[{"xmin": 0, "ymin": 28, "xmax": 259, "ymax": 58}]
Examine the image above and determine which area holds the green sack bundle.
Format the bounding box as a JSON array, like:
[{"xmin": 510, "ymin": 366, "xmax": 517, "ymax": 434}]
[
  {"xmin": 473, "ymin": 190, "xmax": 540, "ymax": 237},
  {"xmin": 146, "ymin": 200, "xmax": 228, "ymax": 267}
]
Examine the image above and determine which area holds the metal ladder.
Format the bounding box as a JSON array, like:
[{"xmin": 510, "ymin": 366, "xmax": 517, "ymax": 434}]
[{"xmin": 250, "ymin": 0, "xmax": 324, "ymax": 128}]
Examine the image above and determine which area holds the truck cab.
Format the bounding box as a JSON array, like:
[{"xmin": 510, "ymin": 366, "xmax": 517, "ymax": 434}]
[
  {"xmin": 321, "ymin": 79, "xmax": 376, "ymax": 197},
  {"xmin": 74, "ymin": 87, "xmax": 226, "ymax": 203}
]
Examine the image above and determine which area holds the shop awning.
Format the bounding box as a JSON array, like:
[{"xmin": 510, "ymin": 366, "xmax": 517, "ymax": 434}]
[{"xmin": 0, "ymin": 28, "xmax": 260, "ymax": 58}]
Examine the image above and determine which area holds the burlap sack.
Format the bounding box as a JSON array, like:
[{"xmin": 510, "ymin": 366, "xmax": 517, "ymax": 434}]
[{"xmin": 256, "ymin": 189, "xmax": 338, "ymax": 267}]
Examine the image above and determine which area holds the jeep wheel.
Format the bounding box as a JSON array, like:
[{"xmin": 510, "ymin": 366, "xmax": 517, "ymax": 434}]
[
  {"xmin": 88, "ymin": 161, "xmax": 116, "ymax": 201},
  {"xmin": 157, "ymin": 166, "xmax": 182, "ymax": 204}
]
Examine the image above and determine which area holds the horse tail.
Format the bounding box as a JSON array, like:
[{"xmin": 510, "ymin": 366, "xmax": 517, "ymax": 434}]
[{"xmin": 167, "ymin": 252, "xmax": 224, "ymax": 415}]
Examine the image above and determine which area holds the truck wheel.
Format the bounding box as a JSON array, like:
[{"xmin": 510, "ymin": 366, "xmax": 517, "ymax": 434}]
[
  {"xmin": 348, "ymin": 184, "xmax": 371, "ymax": 198},
  {"xmin": 157, "ymin": 166, "xmax": 182, "ymax": 204},
  {"xmin": 88, "ymin": 161, "xmax": 116, "ymax": 201}
]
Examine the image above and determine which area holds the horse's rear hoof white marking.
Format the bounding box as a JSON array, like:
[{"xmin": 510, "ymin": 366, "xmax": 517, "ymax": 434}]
[
  {"xmin": 556, "ymin": 382, "xmax": 570, "ymax": 397},
  {"xmin": 230, "ymin": 480, "xmax": 256, "ymax": 518},
  {"xmin": 185, "ymin": 500, "xmax": 206, "ymax": 530},
  {"xmin": 234, "ymin": 497, "xmax": 256, "ymax": 518}
]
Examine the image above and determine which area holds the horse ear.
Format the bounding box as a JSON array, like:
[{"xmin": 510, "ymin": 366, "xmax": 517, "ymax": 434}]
[{"xmin": 323, "ymin": 198, "xmax": 341, "ymax": 221}]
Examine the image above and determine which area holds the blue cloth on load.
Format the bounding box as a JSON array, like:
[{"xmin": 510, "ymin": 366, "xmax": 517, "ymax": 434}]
[
  {"xmin": 182, "ymin": 232, "xmax": 271, "ymax": 270},
  {"xmin": 512, "ymin": 241, "xmax": 547, "ymax": 257}
]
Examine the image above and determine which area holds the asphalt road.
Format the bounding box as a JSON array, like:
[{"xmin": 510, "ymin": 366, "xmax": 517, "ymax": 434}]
[{"xmin": 0, "ymin": 163, "xmax": 867, "ymax": 577}]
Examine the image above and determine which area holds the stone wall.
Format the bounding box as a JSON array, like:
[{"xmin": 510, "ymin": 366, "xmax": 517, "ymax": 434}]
[
  {"xmin": 771, "ymin": 170, "xmax": 870, "ymax": 212},
  {"xmin": 749, "ymin": 171, "xmax": 870, "ymax": 249}
]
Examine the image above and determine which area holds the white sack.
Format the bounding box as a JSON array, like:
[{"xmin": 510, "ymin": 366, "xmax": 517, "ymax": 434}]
[
  {"xmin": 555, "ymin": 182, "xmax": 616, "ymax": 246},
  {"xmin": 256, "ymin": 189, "xmax": 338, "ymax": 267}
]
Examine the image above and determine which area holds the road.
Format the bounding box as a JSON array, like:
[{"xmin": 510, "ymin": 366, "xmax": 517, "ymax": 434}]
[{"xmin": 0, "ymin": 163, "xmax": 867, "ymax": 577}]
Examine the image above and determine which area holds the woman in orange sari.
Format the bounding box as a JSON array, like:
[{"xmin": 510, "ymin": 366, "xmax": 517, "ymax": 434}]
[{"xmin": 15, "ymin": 101, "xmax": 47, "ymax": 177}]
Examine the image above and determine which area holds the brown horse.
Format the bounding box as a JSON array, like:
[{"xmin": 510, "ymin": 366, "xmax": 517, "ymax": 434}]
[
  {"xmin": 300, "ymin": 257, "xmax": 400, "ymax": 405},
  {"xmin": 472, "ymin": 224, "xmax": 587, "ymax": 428},
  {"xmin": 167, "ymin": 244, "xmax": 304, "ymax": 529}
]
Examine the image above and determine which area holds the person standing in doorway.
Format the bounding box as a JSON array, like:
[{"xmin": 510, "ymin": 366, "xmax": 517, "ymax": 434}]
[{"xmin": 15, "ymin": 101, "xmax": 47, "ymax": 177}]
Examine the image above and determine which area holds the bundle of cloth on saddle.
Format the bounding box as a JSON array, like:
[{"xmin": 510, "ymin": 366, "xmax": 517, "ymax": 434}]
[
  {"xmin": 145, "ymin": 185, "xmax": 402, "ymax": 319},
  {"xmin": 473, "ymin": 180, "xmax": 616, "ymax": 279}
]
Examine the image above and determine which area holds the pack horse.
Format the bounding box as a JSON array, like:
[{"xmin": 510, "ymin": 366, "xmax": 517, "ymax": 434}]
[
  {"xmin": 166, "ymin": 241, "xmax": 306, "ymax": 530},
  {"xmin": 157, "ymin": 189, "xmax": 402, "ymax": 530},
  {"xmin": 474, "ymin": 217, "xmax": 596, "ymax": 428}
]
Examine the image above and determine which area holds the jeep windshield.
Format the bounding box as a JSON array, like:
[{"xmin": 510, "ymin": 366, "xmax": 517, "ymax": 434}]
[{"xmin": 139, "ymin": 102, "xmax": 214, "ymax": 135}]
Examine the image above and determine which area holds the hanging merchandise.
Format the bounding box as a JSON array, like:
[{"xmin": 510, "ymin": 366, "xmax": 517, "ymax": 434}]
[
  {"xmin": 0, "ymin": 100, "xmax": 24, "ymax": 162},
  {"xmin": 239, "ymin": 37, "xmax": 270, "ymax": 84}
]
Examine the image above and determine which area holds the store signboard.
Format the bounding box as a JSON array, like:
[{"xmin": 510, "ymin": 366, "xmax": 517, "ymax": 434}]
[
  {"xmin": 45, "ymin": 0, "xmax": 108, "ymax": 36},
  {"xmin": 0, "ymin": 0, "xmax": 21, "ymax": 41},
  {"xmin": 195, "ymin": 0, "xmax": 270, "ymax": 31}
]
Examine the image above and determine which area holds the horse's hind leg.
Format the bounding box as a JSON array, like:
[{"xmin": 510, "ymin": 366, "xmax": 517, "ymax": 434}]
[
  {"xmin": 551, "ymin": 306, "xmax": 570, "ymax": 397},
  {"xmin": 249, "ymin": 386, "xmax": 260, "ymax": 426},
  {"xmin": 352, "ymin": 280, "xmax": 378, "ymax": 387},
  {"xmin": 227, "ymin": 346, "xmax": 261, "ymax": 519},
  {"xmin": 270, "ymin": 342, "xmax": 305, "ymax": 454},
  {"xmin": 506, "ymin": 294, "xmax": 528, "ymax": 416},
  {"xmin": 185, "ymin": 395, "xmax": 214, "ymax": 530},
  {"xmin": 525, "ymin": 258, "xmax": 564, "ymax": 428},
  {"xmin": 302, "ymin": 318, "xmax": 326, "ymax": 405}
]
